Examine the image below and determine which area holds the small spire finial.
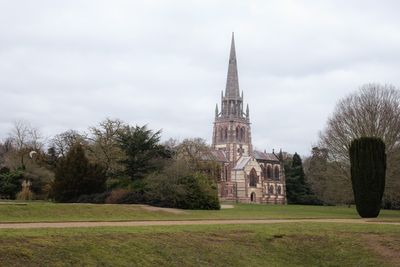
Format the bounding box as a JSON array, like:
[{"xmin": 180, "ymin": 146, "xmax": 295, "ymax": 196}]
[
  {"xmin": 215, "ymin": 104, "xmax": 219, "ymax": 117},
  {"xmin": 246, "ymin": 104, "xmax": 249, "ymax": 118}
]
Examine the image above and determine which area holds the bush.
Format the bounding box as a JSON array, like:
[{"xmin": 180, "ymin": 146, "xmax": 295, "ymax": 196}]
[
  {"xmin": 116, "ymin": 190, "xmax": 146, "ymax": 204},
  {"xmin": 105, "ymin": 189, "xmax": 130, "ymax": 204},
  {"xmin": 349, "ymin": 137, "xmax": 386, "ymax": 218},
  {"xmin": 144, "ymin": 160, "xmax": 220, "ymax": 210},
  {"xmin": 16, "ymin": 185, "xmax": 34, "ymax": 200},
  {"xmin": 74, "ymin": 192, "xmax": 110, "ymax": 204},
  {"xmin": 0, "ymin": 168, "xmax": 23, "ymax": 199}
]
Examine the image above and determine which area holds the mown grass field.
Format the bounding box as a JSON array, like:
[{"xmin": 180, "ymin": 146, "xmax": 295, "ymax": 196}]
[
  {"xmin": 1, "ymin": 202, "xmax": 400, "ymax": 266},
  {"xmin": 1, "ymin": 201, "xmax": 400, "ymax": 222},
  {"xmin": 0, "ymin": 223, "xmax": 399, "ymax": 266}
]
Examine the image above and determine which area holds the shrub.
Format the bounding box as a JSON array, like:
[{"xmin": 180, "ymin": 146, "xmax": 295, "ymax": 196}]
[
  {"xmin": 75, "ymin": 192, "xmax": 110, "ymax": 204},
  {"xmin": 0, "ymin": 168, "xmax": 23, "ymax": 199},
  {"xmin": 116, "ymin": 190, "xmax": 146, "ymax": 204},
  {"xmin": 105, "ymin": 189, "xmax": 130, "ymax": 204},
  {"xmin": 16, "ymin": 184, "xmax": 34, "ymax": 200},
  {"xmin": 144, "ymin": 160, "xmax": 220, "ymax": 210},
  {"xmin": 349, "ymin": 137, "xmax": 386, "ymax": 218}
]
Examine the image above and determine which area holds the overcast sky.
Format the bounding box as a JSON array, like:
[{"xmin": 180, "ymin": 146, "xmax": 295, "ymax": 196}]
[{"xmin": 1, "ymin": 0, "xmax": 400, "ymax": 156}]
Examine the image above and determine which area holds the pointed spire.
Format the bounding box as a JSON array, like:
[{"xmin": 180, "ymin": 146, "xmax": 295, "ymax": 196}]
[
  {"xmin": 225, "ymin": 32, "xmax": 240, "ymax": 99},
  {"xmin": 246, "ymin": 104, "xmax": 249, "ymax": 118},
  {"xmin": 215, "ymin": 104, "xmax": 219, "ymax": 117}
]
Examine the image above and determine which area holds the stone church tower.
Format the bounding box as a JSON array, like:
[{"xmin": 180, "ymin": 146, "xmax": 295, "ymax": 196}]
[
  {"xmin": 212, "ymin": 33, "xmax": 287, "ymax": 204},
  {"xmin": 212, "ymin": 33, "xmax": 252, "ymax": 181}
]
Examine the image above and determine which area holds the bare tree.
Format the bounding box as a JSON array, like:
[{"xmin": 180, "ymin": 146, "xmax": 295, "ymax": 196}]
[
  {"xmin": 321, "ymin": 84, "xmax": 400, "ymax": 162},
  {"xmin": 87, "ymin": 118, "xmax": 126, "ymax": 177},
  {"xmin": 50, "ymin": 130, "xmax": 86, "ymax": 157},
  {"xmin": 8, "ymin": 121, "xmax": 44, "ymax": 168},
  {"xmin": 318, "ymin": 83, "xmax": 400, "ymax": 207}
]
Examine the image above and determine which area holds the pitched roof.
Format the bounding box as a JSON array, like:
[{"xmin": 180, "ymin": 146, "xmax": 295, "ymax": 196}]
[
  {"xmin": 201, "ymin": 150, "xmax": 229, "ymax": 162},
  {"xmin": 253, "ymin": 150, "xmax": 280, "ymax": 162},
  {"xmin": 233, "ymin": 156, "xmax": 251, "ymax": 170}
]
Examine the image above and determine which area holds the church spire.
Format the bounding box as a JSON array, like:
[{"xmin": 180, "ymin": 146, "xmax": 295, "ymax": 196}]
[{"xmin": 225, "ymin": 32, "xmax": 240, "ymax": 99}]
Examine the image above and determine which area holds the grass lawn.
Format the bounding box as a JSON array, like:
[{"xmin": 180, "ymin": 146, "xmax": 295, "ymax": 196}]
[
  {"xmin": 0, "ymin": 201, "xmax": 400, "ymax": 222},
  {"xmin": 0, "ymin": 223, "xmax": 399, "ymax": 266}
]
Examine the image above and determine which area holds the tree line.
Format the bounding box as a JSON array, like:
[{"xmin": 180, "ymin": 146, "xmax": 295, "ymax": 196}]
[
  {"xmin": 297, "ymin": 83, "xmax": 400, "ymax": 209},
  {"xmin": 0, "ymin": 119, "xmax": 220, "ymax": 209}
]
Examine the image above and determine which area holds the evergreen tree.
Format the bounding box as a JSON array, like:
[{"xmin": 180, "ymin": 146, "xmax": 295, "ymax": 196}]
[
  {"xmin": 285, "ymin": 153, "xmax": 321, "ymax": 205},
  {"xmin": 0, "ymin": 167, "xmax": 23, "ymax": 199},
  {"xmin": 52, "ymin": 143, "xmax": 106, "ymax": 202},
  {"xmin": 117, "ymin": 125, "xmax": 171, "ymax": 184},
  {"xmin": 349, "ymin": 137, "xmax": 386, "ymax": 218}
]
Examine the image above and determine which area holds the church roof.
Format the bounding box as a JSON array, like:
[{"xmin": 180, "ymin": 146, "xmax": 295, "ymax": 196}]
[
  {"xmin": 233, "ymin": 156, "xmax": 251, "ymax": 170},
  {"xmin": 253, "ymin": 150, "xmax": 280, "ymax": 162},
  {"xmin": 202, "ymin": 150, "xmax": 229, "ymax": 162},
  {"xmin": 225, "ymin": 32, "xmax": 240, "ymax": 99}
]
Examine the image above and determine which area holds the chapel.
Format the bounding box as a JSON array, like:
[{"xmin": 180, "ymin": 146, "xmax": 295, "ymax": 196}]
[{"xmin": 211, "ymin": 33, "xmax": 286, "ymax": 204}]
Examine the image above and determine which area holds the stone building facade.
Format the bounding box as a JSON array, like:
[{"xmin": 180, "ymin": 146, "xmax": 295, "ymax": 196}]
[{"xmin": 212, "ymin": 34, "xmax": 286, "ymax": 204}]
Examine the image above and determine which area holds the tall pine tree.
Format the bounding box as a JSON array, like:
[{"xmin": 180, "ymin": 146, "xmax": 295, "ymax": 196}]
[{"xmin": 285, "ymin": 153, "xmax": 321, "ymax": 205}]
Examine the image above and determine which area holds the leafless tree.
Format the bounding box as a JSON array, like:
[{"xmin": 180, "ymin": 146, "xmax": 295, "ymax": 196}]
[
  {"xmin": 7, "ymin": 121, "xmax": 44, "ymax": 168},
  {"xmin": 50, "ymin": 130, "xmax": 86, "ymax": 157},
  {"xmin": 87, "ymin": 118, "xmax": 126, "ymax": 177},
  {"xmin": 317, "ymin": 83, "xmax": 400, "ymax": 206}
]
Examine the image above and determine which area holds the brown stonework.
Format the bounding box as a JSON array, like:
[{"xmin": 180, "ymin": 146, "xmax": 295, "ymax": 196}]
[{"xmin": 213, "ymin": 33, "xmax": 286, "ymax": 205}]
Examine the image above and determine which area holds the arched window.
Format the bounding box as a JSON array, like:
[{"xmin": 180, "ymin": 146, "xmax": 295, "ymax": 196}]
[
  {"xmin": 240, "ymin": 127, "xmax": 245, "ymax": 141},
  {"xmin": 261, "ymin": 165, "xmax": 266, "ymax": 179},
  {"xmin": 249, "ymin": 168, "xmax": 257, "ymax": 187},
  {"xmin": 266, "ymin": 165, "xmax": 272, "ymax": 179},
  {"xmin": 268, "ymin": 185, "xmax": 274, "ymax": 194},
  {"xmin": 274, "ymin": 166, "xmax": 280, "ymax": 180},
  {"xmin": 277, "ymin": 185, "xmax": 282, "ymax": 195},
  {"xmin": 224, "ymin": 128, "xmax": 228, "ymax": 141},
  {"xmin": 219, "ymin": 128, "xmax": 223, "ymax": 141}
]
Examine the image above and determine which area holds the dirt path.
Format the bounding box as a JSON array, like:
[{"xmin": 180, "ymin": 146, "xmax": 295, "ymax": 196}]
[{"xmin": 0, "ymin": 218, "xmax": 399, "ymax": 229}]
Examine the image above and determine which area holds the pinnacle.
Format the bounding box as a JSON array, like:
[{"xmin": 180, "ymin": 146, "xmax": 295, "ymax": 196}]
[{"xmin": 225, "ymin": 33, "xmax": 240, "ymax": 99}]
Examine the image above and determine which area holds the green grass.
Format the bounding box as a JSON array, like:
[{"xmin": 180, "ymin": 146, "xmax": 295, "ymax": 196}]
[
  {"xmin": 0, "ymin": 201, "xmax": 400, "ymax": 222},
  {"xmin": 0, "ymin": 223, "xmax": 399, "ymax": 266}
]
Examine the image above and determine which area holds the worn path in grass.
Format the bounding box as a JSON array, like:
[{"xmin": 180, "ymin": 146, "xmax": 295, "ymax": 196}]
[{"xmin": 1, "ymin": 218, "xmax": 400, "ymax": 229}]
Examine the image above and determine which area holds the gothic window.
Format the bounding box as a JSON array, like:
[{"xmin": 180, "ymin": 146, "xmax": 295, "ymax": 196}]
[
  {"xmin": 224, "ymin": 128, "xmax": 228, "ymax": 141},
  {"xmin": 277, "ymin": 185, "xmax": 282, "ymax": 195},
  {"xmin": 240, "ymin": 127, "xmax": 245, "ymax": 141},
  {"xmin": 219, "ymin": 128, "xmax": 223, "ymax": 141},
  {"xmin": 268, "ymin": 185, "xmax": 274, "ymax": 194},
  {"xmin": 261, "ymin": 165, "xmax": 266, "ymax": 179},
  {"xmin": 274, "ymin": 166, "xmax": 280, "ymax": 180},
  {"xmin": 249, "ymin": 168, "xmax": 257, "ymax": 187},
  {"xmin": 266, "ymin": 165, "xmax": 272, "ymax": 179},
  {"xmin": 236, "ymin": 126, "xmax": 240, "ymax": 141}
]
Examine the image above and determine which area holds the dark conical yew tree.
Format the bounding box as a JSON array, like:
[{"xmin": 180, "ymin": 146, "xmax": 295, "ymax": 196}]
[
  {"xmin": 52, "ymin": 143, "xmax": 106, "ymax": 202},
  {"xmin": 285, "ymin": 153, "xmax": 321, "ymax": 205},
  {"xmin": 349, "ymin": 137, "xmax": 386, "ymax": 218}
]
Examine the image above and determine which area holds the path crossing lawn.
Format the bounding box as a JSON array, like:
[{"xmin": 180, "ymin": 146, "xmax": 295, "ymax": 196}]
[{"xmin": 0, "ymin": 201, "xmax": 399, "ymax": 222}]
